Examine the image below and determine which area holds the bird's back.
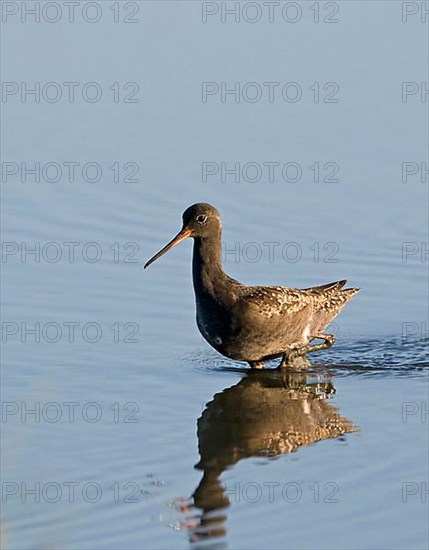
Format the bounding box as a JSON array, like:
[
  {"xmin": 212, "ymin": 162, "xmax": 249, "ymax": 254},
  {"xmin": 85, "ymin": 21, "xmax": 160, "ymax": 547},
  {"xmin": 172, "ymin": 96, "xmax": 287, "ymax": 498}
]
[
  {"xmin": 234, "ymin": 279, "xmax": 360, "ymax": 347},
  {"xmin": 197, "ymin": 277, "xmax": 359, "ymax": 362}
]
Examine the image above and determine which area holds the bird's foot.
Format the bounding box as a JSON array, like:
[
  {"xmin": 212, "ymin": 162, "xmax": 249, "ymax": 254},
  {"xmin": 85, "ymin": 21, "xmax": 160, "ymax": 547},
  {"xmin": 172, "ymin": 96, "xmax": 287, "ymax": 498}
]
[
  {"xmin": 278, "ymin": 333, "xmax": 336, "ymax": 369},
  {"xmin": 278, "ymin": 350, "xmax": 311, "ymax": 369},
  {"xmin": 248, "ymin": 360, "xmax": 265, "ymax": 369},
  {"xmin": 305, "ymin": 333, "xmax": 335, "ymax": 354}
]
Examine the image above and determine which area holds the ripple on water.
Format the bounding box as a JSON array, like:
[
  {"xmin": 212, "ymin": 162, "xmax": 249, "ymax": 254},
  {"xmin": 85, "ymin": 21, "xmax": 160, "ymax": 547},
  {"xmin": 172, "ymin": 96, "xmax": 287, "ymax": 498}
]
[{"xmin": 181, "ymin": 337, "xmax": 429, "ymax": 379}]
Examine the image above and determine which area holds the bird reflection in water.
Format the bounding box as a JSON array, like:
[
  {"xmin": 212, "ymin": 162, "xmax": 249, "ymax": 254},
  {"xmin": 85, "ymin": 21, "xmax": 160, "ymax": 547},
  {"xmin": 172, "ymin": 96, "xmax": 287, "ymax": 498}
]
[{"xmin": 176, "ymin": 368, "xmax": 356, "ymax": 547}]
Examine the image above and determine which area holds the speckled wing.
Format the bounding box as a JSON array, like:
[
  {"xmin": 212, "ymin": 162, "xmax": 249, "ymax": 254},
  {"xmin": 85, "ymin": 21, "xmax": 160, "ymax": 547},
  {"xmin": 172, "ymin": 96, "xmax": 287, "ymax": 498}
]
[
  {"xmin": 306, "ymin": 280, "xmax": 360, "ymax": 333},
  {"xmin": 304, "ymin": 279, "xmax": 347, "ymax": 295},
  {"xmin": 239, "ymin": 280, "xmax": 359, "ymax": 321},
  {"xmin": 240, "ymin": 286, "xmax": 312, "ymax": 318},
  {"xmin": 306, "ymin": 280, "xmax": 360, "ymax": 314}
]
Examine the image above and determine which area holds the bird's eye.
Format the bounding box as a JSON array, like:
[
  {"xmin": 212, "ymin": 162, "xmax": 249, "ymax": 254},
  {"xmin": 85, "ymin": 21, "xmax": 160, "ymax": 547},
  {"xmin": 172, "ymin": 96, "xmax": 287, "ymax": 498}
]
[{"xmin": 196, "ymin": 214, "xmax": 207, "ymax": 224}]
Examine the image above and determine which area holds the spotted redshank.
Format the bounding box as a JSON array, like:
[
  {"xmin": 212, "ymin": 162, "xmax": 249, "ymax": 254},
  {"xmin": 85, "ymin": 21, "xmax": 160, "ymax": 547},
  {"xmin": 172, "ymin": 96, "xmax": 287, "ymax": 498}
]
[{"xmin": 144, "ymin": 203, "xmax": 360, "ymax": 368}]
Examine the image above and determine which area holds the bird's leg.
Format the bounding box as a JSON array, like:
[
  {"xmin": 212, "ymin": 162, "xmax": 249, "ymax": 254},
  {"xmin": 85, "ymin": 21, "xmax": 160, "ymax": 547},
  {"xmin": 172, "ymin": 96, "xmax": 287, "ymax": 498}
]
[
  {"xmin": 278, "ymin": 349, "xmax": 309, "ymax": 369},
  {"xmin": 248, "ymin": 360, "xmax": 265, "ymax": 369},
  {"xmin": 279, "ymin": 351, "xmax": 293, "ymax": 368},
  {"xmin": 296, "ymin": 333, "xmax": 335, "ymax": 356},
  {"xmin": 278, "ymin": 333, "xmax": 335, "ymax": 368}
]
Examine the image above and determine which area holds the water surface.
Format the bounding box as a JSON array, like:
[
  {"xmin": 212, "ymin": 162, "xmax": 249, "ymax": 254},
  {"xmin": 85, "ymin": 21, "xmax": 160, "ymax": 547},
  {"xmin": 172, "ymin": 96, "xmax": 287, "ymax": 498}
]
[{"xmin": 1, "ymin": 1, "xmax": 428, "ymax": 549}]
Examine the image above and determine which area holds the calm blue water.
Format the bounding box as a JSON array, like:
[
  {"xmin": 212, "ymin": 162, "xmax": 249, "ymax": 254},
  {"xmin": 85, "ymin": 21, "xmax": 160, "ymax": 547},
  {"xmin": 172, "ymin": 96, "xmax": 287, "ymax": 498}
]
[{"xmin": 1, "ymin": 2, "xmax": 428, "ymax": 549}]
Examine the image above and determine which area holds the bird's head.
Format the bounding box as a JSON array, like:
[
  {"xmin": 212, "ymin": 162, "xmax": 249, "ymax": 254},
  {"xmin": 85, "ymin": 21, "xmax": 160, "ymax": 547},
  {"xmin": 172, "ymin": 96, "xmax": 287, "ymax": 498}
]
[{"xmin": 144, "ymin": 203, "xmax": 221, "ymax": 269}]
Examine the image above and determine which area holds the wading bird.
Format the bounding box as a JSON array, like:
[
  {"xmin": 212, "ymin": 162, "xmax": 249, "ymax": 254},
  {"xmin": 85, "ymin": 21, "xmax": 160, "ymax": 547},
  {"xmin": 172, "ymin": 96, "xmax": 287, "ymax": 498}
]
[{"xmin": 144, "ymin": 203, "xmax": 359, "ymax": 368}]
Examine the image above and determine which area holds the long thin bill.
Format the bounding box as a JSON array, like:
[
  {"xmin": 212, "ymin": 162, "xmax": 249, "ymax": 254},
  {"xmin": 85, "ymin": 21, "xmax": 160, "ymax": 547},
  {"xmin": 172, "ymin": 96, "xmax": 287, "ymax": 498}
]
[{"xmin": 143, "ymin": 229, "xmax": 192, "ymax": 269}]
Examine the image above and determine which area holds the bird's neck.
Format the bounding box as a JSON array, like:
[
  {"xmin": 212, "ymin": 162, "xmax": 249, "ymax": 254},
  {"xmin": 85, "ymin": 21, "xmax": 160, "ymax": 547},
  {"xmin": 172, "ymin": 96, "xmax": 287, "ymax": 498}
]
[{"xmin": 192, "ymin": 232, "xmax": 227, "ymax": 295}]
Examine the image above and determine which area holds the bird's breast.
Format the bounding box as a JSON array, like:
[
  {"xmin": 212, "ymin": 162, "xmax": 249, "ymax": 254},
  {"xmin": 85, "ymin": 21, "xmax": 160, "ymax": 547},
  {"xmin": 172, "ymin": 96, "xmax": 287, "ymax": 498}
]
[{"xmin": 195, "ymin": 297, "xmax": 230, "ymax": 349}]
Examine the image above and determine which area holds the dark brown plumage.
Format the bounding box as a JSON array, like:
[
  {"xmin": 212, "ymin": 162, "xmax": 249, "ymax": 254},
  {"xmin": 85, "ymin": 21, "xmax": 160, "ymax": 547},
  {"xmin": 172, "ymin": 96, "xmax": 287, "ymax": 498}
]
[{"xmin": 144, "ymin": 203, "xmax": 360, "ymax": 368}]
